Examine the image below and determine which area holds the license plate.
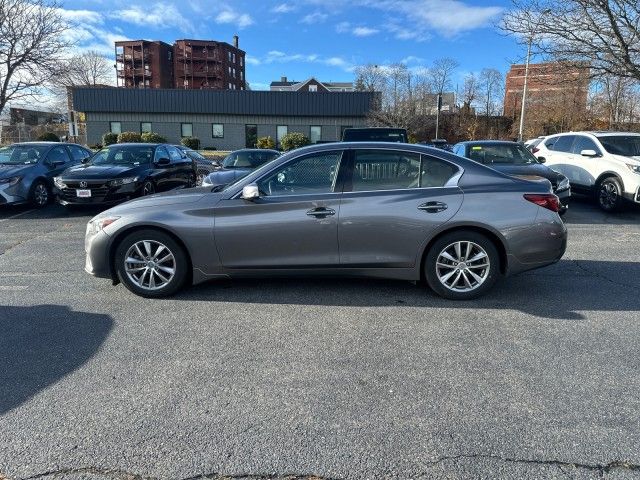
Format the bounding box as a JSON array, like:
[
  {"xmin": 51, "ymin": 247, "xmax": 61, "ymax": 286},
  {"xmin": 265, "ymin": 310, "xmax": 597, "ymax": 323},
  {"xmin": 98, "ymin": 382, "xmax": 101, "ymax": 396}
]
[{"xmin": 76, "ymin": 189, "xmax": 91, "ymax": 198}]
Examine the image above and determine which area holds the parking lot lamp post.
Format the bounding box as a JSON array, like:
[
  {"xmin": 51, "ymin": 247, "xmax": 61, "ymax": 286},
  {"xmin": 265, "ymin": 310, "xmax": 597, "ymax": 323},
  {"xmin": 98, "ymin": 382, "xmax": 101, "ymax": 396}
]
[{"xmin": 518, "ymin": 10, "xmax": 550, "ymax": 142}]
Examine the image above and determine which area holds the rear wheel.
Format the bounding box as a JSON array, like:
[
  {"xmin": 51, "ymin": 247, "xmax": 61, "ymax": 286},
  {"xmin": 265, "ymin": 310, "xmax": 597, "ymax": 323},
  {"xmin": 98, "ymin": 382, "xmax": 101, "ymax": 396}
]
[
  {"xmin": 597, "ymin": 176, "xmax": 623, "ymax": 212},
  {"xmin": 425, "ymin": 231, "xmax": 500, "ymax": 300},
  {"xmin": 114, "ymin": 229, "xmax": 189, "ymax": 298},
  {"xmin": 141, "ymin": 181, "xmax": 155, "ymax": 196},
  {"xmin": 30, "ymin": 180, "xmax": 50, "ymax": 208}
]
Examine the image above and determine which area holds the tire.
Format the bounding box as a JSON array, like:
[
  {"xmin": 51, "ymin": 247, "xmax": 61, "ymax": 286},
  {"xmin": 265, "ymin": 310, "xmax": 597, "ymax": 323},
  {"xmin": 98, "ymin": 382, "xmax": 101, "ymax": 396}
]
[
  {"xmin": 597, "ymin": 176, "xmax": 623, "ymax": 212},
  {"xmin": 29, "ymin": 180, "xmax": 50, "ymax": 208},
  {"xmin": 114, "ymin": 229, "xmax": 189, "ymax": 298},
  {"xmin": 196, "ymin": 170, "xmax": 207, "ymax": 186},
  {"xmin": 141, "ymin": 181, "xmax": 155, "ymax": 196},
  {"xmin": 425, "ymin": 231, "xmax": 500, "ymax": 300}
]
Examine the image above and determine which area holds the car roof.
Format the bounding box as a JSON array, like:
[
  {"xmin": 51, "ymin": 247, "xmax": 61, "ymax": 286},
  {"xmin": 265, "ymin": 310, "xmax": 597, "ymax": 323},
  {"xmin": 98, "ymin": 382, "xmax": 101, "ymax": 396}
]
[
  {"xmin": 9, "ymin": 142, "xmax": 60, "ymax": 146},
  {"xmin": 106, "ymin": 143, "xmax": 160, "ymax": 147},
  {"xmin": 457, "ymin": 140, "xmax": 520, "ymax": 146},
  {"xmin": 232, "ymin": 148, "xmax": 280, "ymax": 153}
]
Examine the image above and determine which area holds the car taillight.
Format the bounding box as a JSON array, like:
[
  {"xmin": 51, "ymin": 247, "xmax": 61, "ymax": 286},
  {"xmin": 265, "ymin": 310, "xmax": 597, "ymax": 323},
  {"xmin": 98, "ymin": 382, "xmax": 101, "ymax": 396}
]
[
  {"xmin": 531, "ymin": 147, "xmax": 540, "ymax": 154},
  {"xmin": 524, "ymin": 193, "xmax": 560, "ymax": 212}
]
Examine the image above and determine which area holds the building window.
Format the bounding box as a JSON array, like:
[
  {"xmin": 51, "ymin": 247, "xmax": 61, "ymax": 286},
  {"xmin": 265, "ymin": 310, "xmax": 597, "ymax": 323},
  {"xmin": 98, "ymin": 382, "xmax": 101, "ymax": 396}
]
[
  {"xmin": 110, "ymin": 122, "xmax": 122, "ymax": 134},
  {"xmin": 212, "ymin": 124, "xmax": 224, "ymax": 138},
  {"xmin": 233, "ymin": 53, "xmax": 236, "ymax": 63},
  {"xmin": 228, "ymin": 51, "xmax": 232, "ymax": 62},
  {"xmin": 309, "ymin": 84, "xmax": 318, "ymax": 92},
  {"xmin": 233, "ymin": 68, "xmax": 236, "ymax": 78},
  {"xmin": 240, "ymin": 57, "xmax": 243, "ymax": 67},
  {"xmin": 310, "ymin": 126, "xmax": 321, "ymax": 144},
  {"xmin": 181, "ymin": 123, "xmax": 193, "ymax": 137},
  {"xmin": 245, "ymin": 124, "xmax": 257, "ymax": 148},
  {"xmin": 240, "ymin": 71, "xmax": 244, "ymax": 81},
  {"xmin": 140, "ymin": 122, "xmax": 152, "ymax": 133},
  {"xmin": 228, "ymin": 66, "xmax": 232, "ymax": 76},
  {"xmin": 276, "ymin": 125, "xmax": 288, "ymax": 147}
]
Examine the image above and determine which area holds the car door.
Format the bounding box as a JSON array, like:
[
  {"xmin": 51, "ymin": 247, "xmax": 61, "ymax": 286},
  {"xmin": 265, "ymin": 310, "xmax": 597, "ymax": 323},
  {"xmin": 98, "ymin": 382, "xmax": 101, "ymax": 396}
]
[
  {"xmin": 167, "ymin": 145, "xmax": 194, "ymax": 188},
  {"xmin": 152, "ymin": 146, "xmax": 173, "ymax": 191},
  {"xmin": 569, "ymin": 135, "xmax": 602, "ymax": 187},
  {"xmin": 542, "ymin": 135, "xmax": 578, "ymax": 181},
  {"xmin": 213, "ymin": 150, "xmax": 345, "ymax": 269},
  {"xmin": 43, "ymin": 145, "xmax": 73, "ymax": 179},
  {"xmin": 338, "ymin": 148, "xmax": 463, "ymax": 268}
]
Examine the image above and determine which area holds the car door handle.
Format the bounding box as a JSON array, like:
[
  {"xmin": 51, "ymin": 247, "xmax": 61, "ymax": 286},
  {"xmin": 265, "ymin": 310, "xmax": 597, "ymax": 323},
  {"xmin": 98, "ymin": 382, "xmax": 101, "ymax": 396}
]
[
  {"xmin": 306, "ymin": 207, "xmax": 336, "ymax": 217},
  {"xmin": 418, "ymin": 201, "xmax": 448, "ymax": 213}
]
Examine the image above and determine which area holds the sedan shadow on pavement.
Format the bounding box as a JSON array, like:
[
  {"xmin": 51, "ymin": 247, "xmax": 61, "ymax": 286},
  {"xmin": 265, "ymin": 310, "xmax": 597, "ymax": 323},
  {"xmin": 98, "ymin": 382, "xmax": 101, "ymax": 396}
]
[
  {"xmin": 0, "ymin": 305, "xmax": 113, "ymax": 415},
  {"xmin": 0, "ymin": 203, "xmax": 106, "ymax": 221},
  {"xmin": 175, "ymin": 259, "xmax": 640, "ymax": 321}
]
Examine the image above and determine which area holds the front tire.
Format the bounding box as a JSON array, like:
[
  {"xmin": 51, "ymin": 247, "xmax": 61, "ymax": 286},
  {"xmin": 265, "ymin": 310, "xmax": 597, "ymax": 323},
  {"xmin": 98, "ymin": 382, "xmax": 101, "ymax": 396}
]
[
  {"xmin": 425, "ymin": 231, "xmax": 500, "ymax": 300},
  {"xmin": 597, "ymin": 176, "xmax": 623, "ymax": 212},
  {"xmin": 141, "ymin": 181, "xmax": 155, "ymax": 196},
  {"xmin": 114, "ymin": 230, "xmax": 189, "ymax": 298},
  {"xmin": 30, "ymin": 180, "xmax": 50, "ymax": 208}
]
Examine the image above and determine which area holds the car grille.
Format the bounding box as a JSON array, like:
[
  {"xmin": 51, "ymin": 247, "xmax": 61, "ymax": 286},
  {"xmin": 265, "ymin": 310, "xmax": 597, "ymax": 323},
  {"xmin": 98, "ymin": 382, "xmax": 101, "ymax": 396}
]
[{"xmin": 60, "ymin": 180, "xmax": 110, "ymax": 202}]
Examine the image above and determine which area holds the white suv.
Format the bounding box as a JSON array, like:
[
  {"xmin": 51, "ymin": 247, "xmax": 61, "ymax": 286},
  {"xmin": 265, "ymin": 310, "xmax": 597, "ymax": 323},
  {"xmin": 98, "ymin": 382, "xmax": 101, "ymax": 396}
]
[{"xmin": 534, "ymin": 132, "xmax": 640, "ymax": 211}]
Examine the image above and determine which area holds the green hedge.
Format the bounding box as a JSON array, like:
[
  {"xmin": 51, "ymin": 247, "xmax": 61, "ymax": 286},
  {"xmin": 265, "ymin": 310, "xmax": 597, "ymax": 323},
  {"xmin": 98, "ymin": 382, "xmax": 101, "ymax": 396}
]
[
  {"xmin": 117, "ymin": 131, "xmax": 142, "ymax": 143},
  {"xmin": 36, "ymin": 132, "xmax": 60, "ymax": 142},
  {"xmin": 280, "ymin": 132, "xmax": 310, "ymax": 151},
  {"xmin": 181, "ymin": 137, "xmax": 200, "ymax": 150},
  {"xmin": 256, "ymin": 136, "xmax": 276, "ymax": 149},
  {"xmin": 102, "ymin": 132, "xmax": 118, "ymax": 146},
  {"xmin": 141, "ymin": 132, "xmax": 167, "ymax": 143}
]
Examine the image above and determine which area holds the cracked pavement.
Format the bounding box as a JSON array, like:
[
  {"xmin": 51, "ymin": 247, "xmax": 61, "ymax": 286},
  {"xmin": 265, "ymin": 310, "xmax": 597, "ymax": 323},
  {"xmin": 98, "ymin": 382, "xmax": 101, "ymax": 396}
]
[{"xmin": 0, "ymin": 199, "xmax": 639, "ymax": 480}]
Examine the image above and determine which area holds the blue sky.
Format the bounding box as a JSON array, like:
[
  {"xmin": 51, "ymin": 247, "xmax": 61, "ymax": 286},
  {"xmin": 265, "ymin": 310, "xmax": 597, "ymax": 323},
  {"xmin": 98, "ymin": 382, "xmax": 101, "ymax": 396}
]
[{"xmin": 60, "ymin": 0, "xmax": 524, "ymax": 90}]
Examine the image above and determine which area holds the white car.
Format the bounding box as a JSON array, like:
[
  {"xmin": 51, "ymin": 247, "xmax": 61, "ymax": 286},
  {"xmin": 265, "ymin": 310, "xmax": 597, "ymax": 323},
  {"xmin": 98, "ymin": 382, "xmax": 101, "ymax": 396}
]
[{"xmin": 534, "ymin": 131, "xmax": 640, "ymax": 211}]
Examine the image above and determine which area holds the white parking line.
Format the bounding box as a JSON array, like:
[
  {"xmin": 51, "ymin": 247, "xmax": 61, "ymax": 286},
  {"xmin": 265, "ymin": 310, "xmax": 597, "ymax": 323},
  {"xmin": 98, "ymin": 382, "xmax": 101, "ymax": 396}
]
[{"xmin": 0, "ymin": 209, "xmax": 35, "ymax": 223}]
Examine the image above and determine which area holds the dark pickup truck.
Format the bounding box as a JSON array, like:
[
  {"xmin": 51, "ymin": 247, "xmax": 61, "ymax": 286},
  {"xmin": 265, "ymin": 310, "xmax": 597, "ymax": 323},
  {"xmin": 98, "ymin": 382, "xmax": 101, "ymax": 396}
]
[{"xmin": 342, "ymin": 127, "xmax": 408, "ymax": 143}]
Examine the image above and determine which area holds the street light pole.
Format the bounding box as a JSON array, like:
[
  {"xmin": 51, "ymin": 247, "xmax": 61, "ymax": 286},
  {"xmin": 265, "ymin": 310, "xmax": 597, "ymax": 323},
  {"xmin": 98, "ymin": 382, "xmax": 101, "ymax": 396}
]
[{"xmin": 517, "ymin": 38, "xmax": 532, "ymax": 142}]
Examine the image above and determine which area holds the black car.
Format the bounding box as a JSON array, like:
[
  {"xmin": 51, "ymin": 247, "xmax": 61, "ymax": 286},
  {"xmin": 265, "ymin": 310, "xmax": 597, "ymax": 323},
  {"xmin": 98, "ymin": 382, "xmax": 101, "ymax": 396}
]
[
  {"xmin": 54, "ymin": 143, "xmax": 196, "ymax": 206},
  {"xmin": 342, "ymin": 127, "xmax": 408, "ymax": 143},
  {"xmin": 420, "ymin": 139, "xmax": 454, "ymax": 152},
  {"xmin": 453, "ymin": 140, "xmax": 571, "ymax": 214},
  {"xmin": 174, "ymin": 145, "xmax": 221, "ymax": 185},
  {"xmin": 0, "ymin": 142, "xmax": 92, "ymax": 207},
  {"xmin": 201, "ymin": 149, "xmax": 280, "ymax": 189}
]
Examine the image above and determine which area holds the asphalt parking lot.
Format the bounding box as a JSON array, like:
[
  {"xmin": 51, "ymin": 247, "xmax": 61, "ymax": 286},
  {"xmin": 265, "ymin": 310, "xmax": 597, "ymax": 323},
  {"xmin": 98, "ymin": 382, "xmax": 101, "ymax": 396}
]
[{"xmin": 1, "ymin": 198, "xmax": 639, "ymax": 480}]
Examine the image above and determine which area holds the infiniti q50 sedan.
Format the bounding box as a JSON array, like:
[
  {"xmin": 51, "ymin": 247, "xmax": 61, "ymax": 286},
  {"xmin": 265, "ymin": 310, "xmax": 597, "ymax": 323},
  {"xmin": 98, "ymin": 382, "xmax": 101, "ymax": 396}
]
[{"xmin": 84, "ymin": 142, "xmax": 567, "ymax": 300}]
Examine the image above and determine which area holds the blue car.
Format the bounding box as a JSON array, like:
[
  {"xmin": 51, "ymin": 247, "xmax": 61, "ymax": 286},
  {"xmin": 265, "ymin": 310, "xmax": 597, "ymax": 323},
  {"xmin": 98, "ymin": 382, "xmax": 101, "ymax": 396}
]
[
  {"xmin": 201, "ymin": 149, "xmax": 280, "ymax": 189},
  {"xmin": 0, "ymin": 142, "xmax": 93, "ymax": 207}
]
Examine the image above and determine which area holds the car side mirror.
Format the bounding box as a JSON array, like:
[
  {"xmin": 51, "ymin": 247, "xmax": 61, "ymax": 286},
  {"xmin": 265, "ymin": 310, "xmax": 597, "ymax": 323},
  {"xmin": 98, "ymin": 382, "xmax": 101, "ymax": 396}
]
[
  {"xmin": 580, "ymin": 149, "xmax": 598, "ymax": 157},
  {"xmin": 537, "ymin": 156, "xmax": 546, "ymax": 163},
  {"xmin": 241, "ymin": 184, "xmax": 260, "ymax": 201},
  {"xmin": 155, "ymin": 157, "xmax": 171, "ymax": 166},
  {"xmin": 81, "ymin": 157, "xmax": 91, "ymax": 164}
]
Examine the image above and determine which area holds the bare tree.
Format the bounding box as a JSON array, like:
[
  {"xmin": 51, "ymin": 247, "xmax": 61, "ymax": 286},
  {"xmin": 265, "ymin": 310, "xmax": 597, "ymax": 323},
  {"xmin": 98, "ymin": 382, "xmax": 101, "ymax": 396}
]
[
  {"xmin": 462, "ymin": 73, "xmax": 478, "ymax": 107},
  {"xmin": 55, "ymin": 51, "xmax": 113, "ymax": 87},
  {"xmin": 478, "ymin": 68, "xmax": 503, "ymax": 117},
  {"xmin": 354, "ymin": 63, "xmax": 387, "ymax": 92},
  {"xmin": 428, "ymin": 57, "xmax": 459, "ymax": 94},
  {"xmin": 0, "ymin": 0, "xmax": 69, "ymax": 114},
  {"xmin": 502, "ymin": 0, "xmax": 640, "ymax": 81}
]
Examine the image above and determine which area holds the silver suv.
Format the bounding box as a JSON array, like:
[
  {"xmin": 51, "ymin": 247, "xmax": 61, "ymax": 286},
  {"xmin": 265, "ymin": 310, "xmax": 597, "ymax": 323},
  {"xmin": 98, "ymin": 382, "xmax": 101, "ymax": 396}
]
[{"xmin": 534, "ymin": 131, "xmax": 640, "ymax": 211}]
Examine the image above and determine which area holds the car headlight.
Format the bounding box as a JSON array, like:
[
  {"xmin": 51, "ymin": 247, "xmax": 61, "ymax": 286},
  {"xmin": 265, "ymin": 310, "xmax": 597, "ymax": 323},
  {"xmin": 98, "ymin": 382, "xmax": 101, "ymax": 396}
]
[
  {"xmin": 557, "ymin": 177, "xmax": 570, "ymax": 191},
  {"xmin": 201, "ymin": 175, "xmax": 213, "ymax": 186},
  {"xmin": 53, "ymin": 176, "xmax": 66, "ymax": 188},
  {"xmin": 86, "ymin": 215, "xmax": 120, "ymax": 237},
  {"xmin": 626, "ymin": 163, "xmax": 640, "ymax": 174},
  {"xmin": 109, "ymin": 176, "xmax": 138, "ymax": 187},
  {"xmin": 0, "ymin": 176, "xmax": 21, "ymax": 186}
]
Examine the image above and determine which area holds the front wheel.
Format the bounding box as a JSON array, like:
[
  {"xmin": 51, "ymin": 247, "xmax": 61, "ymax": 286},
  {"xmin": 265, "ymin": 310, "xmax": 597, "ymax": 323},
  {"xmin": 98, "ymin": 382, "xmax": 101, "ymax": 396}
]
[
  {"xmin": 141, "ymin": 181, "xmax": 155, "ymax": 196},
  {"xmin": 30, "ymin": 180, "xmax": 50, "ymax": 208},
  {"xmin": 425, "ymin": 231, "xmax": 500, "ymax": 300},
  {"xmin": 597, "ymin": 177, "xmax": 623, "ymax": 212},
  {"xmin": 114, "ymin": 229, "xmax": 189, "ymax": 298}
]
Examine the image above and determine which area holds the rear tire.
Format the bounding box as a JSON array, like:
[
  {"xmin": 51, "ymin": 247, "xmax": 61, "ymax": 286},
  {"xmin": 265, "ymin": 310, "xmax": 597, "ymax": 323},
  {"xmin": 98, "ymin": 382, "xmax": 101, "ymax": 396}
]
[
  {"xmin": 114, "ymin": 229, "xmax": 189, "ymax": 298},
  {"xmin": 597, "ymin": 176, "xmax": 623, "ymax": 212},
  {"xmin": 425, "ymin": 231, "xmax": 500, "ymax": 300},
  {"xmin": 29, "ymin": 180, "xmax": 50, "ymax": 208}
]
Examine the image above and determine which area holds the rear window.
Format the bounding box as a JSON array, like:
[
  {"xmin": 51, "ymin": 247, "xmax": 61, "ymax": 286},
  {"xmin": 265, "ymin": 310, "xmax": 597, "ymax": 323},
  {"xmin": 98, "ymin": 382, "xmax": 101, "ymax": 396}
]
[
  {"xmin": 467, "ymin": 143, "xmax": 538, "ymax": 165},
  {"xmin": 546, "ymin": 135, "xmax": 575, "ymax": 152}
]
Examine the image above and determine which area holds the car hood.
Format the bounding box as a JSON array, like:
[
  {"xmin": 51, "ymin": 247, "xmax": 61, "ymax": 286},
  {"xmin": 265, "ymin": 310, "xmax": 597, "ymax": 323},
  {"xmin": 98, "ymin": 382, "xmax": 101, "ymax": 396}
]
[
  {"xmin": 611, "ymin": 154, "xmax": 640, "ymax": 165},
  {"xmin": 0, "ymin": 164, "xmax": 35, "ymax": 178},
  {"xmin": 106, "ymin": 188, "xmax": 212, "ymax": 213},
  {"xmin": 206, "ymin": 168, "xmax": 251, "ymax": 184},
  {"xmin": 60, "ymin": 163, "xmax": 148, "ymax": 179},
  {"xmin": 488, "ymin": 163, "xmax": 565, "ymax": 183}
]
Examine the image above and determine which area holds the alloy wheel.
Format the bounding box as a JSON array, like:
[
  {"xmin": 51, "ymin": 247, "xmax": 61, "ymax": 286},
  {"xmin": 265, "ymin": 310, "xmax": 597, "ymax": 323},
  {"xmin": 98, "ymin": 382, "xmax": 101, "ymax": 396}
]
[
  {"xmin": 142, "ymin": 182, "xmax": 155, "ymax": 196},
  {"xmin": 435, "ymin": 241, "xmax": 490, "ymax": 292},
  {"xmin": 124, "ymin": 240, "xmax": 176, "ymax": 291},
  {"xmin": 599, "ymin": 181, "xmax": 618, "ymax": 210},
  {"xmin": 33, "ymin": 183, "xmax": 48, "ymax": 206},
  {"xmin": 196, "ymin": 172, "xmax": 205, "ymax": 186}
]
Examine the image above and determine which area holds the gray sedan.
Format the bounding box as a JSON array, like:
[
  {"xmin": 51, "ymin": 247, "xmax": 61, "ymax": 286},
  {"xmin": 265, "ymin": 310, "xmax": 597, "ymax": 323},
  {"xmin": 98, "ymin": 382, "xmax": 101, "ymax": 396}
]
[
  {"xmin": 201, "ymin": 149, "xmax": 280, "ymax": 189},
  {"xmin": 84, "ymin": 143, "xmax": 567, "ymax": 300}
]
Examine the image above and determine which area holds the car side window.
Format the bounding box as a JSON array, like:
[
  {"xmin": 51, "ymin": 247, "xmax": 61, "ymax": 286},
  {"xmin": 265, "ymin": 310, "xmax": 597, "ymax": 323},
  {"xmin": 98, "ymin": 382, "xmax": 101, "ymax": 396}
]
[
  {"xmin": 257, "ymin": 151, "xmax": 342, "ymax": 196},
  {"xmin": 551, "ymin": 136, "xmax": 576, "ymax": 153},
  {"xmin": 67, "ymin": 145, "xmax": 90, "ymax": 161},
  {"xmin": 352, "ymin": 150, "xmax": 421, "ymax": 191},
  {"xmin": 572, "ymin": 136, "xmax": 600, "ymax": 155},
  {"xmin": 421, "ymin": 155, "xmax": 459, "ymax": 187},
  {"xmin": 154, "ymin": 146, "xmax": 169, "ymax": 162},
  {"xmin": 167, "ymin": 146, "xmax": 184, "ymax": 162},
  {"xmin": 46, "ymin": 146, "xmax": 71, "ymax": 164},
  {"xmin": 452, "ymin": 144, "xmax": 464, "ymax": 156}
]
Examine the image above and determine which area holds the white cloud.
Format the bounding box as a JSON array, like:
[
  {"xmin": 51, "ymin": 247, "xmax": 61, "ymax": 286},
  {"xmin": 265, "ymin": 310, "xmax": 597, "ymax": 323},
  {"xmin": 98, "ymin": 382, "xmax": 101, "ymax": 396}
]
[
  {"xmin": 301, "ymin": 12, "xmax": 328, "ymax": 24},
  {"xmin": 401, "ymin": 55, "xmax": 425, "ymax": 64},
  {"xmin": 56, "ymin": 8, "xmax": 103, "ymax": 24},
  {"xmin": 114, "ymin": 3, "xmax": 193, "ymax": 32},
  {"xmin": 353, "ymin": 26, "xmax": 378, "ymax": 36},
  {"xmin": 272, "ymin": 3, "xmax": 296, "ymax": 13},
  {"xmin": 215, "ymin": 8, "xmax": 254, "ymax": 28},
  {"xmin": 245, "ymin": 55, "xmax": 261, "ymax": 66},
  {"xmin": 336, "ymin": 21, "xmax": 351, "ymax": 33},
  {"xmin": 251, "ymin": 50, "xmax": 353, "ymax": 72}
]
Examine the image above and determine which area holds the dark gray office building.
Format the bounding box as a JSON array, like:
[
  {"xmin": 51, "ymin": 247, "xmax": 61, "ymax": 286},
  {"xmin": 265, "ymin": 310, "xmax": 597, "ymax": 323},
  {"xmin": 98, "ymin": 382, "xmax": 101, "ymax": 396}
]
[{"xmin": 72, "ymin": 88, "xmax": 378, "ymax": 149}]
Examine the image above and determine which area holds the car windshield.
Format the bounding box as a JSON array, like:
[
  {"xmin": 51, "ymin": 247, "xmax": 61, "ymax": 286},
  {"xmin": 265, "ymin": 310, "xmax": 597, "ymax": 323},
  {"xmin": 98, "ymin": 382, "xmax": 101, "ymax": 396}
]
[
  {"xmin": 467, "ymin": 144, "xmax": 538, "ymax": 165},
  {"xmin": 598, "ymin": 135, "xmax": 640, "ymax": 157},
  {"xmin": 0, "ymin": 145, "xmax": 49, "ymax": 165},
  {"xmin": 90, "ymin": 146, "xmax": 154, "ymax": 166},
  {"xmin": 186, "ymin": 150, "xmax": 207, "ymax": 161},
  {"xmin": 222, "ymin": 151, "xmax": 278, "ymax": 169}
]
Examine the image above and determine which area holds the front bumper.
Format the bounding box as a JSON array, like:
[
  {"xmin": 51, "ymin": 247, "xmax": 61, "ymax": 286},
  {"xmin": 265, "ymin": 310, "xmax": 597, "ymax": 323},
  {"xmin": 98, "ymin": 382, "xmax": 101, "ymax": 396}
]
[
  {"xmin": 55, "ymin": 182, "xmax": 141, "ymax": 206},
  {"xmin": 0, "ymin": 183, "xmax": 28, "ymax": 205},
  {"xmin": 84, "ymin": 229, "xmax": 113, "ymax": 280}
]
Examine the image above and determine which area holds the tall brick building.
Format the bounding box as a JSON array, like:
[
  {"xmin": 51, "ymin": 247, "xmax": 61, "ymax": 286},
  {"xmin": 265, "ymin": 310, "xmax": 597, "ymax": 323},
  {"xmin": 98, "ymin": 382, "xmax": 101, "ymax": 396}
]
[{"xmin": 115, "ymin": 37, "xmax": 245, "ymax": 90}]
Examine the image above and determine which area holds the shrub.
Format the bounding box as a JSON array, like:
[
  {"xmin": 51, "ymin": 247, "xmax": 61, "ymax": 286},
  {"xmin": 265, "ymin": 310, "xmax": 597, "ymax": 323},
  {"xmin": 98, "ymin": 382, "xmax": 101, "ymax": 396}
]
[
  {"xmin": 202, "ymin": 146, "xmax": 217, "ymax": 151},
  {"xmin": 117, "ymin": 131, "xmax": 142, "ymax": 143},
  {"xmin": 256, "ymin": 136, "xmax": 276, "ymax": 149},
  {"xmin": 280, "ymin": 132, "xmax": 310, "ymax": 151},
  {"xmin": 102, "ymin": 132, "xmax": 118, "ymax": 146},
  {"xmin": 181, "ymin": 136, "xmax": 200, "ymax": 150},
  {"xmin": 89, "ymin": 144, "xmax": 102, "ymax": 150},
  {"xmin": 141, "ymin": 131, "xmax": 167, "ymax": 143},
  {"xmin": 36, "ymin": 132, "xmax": 60, "ymax": 142}
]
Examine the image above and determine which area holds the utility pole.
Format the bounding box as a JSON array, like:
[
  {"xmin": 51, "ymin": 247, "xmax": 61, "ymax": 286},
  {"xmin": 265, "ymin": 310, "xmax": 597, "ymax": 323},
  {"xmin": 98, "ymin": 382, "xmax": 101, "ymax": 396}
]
[{"xmin": 435, "ymin": 93, "xmax": 442, "ymax": 140}]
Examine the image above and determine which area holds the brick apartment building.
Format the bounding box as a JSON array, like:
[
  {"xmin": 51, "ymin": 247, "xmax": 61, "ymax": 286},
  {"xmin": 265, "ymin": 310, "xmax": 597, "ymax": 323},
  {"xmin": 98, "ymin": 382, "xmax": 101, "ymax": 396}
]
[
  {"xmin": 503, "ymin": 62, "xmax": 589, "ymax": 118},
  {"xmin": 115, "ymin": 37, "xmax": 245, "ymax": 90}
]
